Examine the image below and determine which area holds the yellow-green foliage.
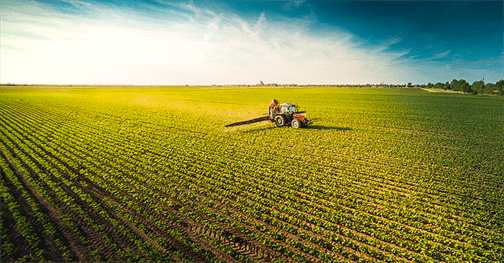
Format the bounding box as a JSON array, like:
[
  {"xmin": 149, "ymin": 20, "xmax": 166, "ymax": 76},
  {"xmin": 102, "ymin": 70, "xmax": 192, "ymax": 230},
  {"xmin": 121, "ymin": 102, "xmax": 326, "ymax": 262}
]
[{"xmin": 0, "ymin": 86, "xmax": 503, "ymax": 262}]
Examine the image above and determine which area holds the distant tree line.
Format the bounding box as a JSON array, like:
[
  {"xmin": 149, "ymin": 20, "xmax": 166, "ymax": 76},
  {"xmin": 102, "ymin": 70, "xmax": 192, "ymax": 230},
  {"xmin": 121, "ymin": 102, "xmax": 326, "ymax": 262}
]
[{"xmin": 424, "ymin": 79, "xmax": 504, "ymax": 95}]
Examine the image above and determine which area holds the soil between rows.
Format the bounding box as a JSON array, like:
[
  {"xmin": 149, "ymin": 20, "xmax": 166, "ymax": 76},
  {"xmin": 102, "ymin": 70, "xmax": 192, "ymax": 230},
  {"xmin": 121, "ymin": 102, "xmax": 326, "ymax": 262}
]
[
  {"xmin": 1, "ymin": 92, "xmax": 498, "ymax": 263},
  {"xmin": 1, "ymin": 150, "xmax": 89, "ymax": 262},
  {"xmin": 0, "ymin": 114, "xmax": 251, "ymax": 262},
  {"xmin": 0, "ymin": 104, "xmax": 482, "ymax": 262}
]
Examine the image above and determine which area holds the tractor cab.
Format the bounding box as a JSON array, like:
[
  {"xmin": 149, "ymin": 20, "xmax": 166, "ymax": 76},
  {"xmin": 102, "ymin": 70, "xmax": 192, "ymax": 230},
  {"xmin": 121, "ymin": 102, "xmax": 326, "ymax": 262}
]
[{"xmin": 279, "ymin": 103, "xmax": 298, "ymax": 115}]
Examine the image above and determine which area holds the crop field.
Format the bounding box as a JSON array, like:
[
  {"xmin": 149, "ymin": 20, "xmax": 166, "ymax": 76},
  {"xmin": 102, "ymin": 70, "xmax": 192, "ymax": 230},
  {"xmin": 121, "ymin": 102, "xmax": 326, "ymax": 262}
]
[{"xmin": 0, "ymin": 86, "xmax": 503, "ymax": 262}]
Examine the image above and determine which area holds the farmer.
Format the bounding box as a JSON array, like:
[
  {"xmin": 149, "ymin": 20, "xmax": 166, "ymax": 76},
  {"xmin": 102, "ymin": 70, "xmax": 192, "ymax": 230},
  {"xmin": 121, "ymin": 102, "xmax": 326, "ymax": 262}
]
[{"xmin": 268, "ymin": 99, "xmax": 279, "ymax": 119}]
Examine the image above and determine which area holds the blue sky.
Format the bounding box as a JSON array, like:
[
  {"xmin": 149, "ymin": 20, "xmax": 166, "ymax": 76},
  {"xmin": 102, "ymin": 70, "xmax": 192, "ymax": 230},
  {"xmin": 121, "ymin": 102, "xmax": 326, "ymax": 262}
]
[{"xmin": 1, "ymin": 0, "xmax": 502, "ymax": 85}]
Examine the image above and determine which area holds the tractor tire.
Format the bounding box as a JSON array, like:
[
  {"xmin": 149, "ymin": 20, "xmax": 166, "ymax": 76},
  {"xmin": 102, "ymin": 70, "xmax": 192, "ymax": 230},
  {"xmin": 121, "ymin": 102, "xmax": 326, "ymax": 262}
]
[
  {"xmin": 274, "ymin": 115, "xmax": 286, "ymax": 127},
  {"xmin": 291, "ymin": 119, "xmax": 301, "ymax": 129}
]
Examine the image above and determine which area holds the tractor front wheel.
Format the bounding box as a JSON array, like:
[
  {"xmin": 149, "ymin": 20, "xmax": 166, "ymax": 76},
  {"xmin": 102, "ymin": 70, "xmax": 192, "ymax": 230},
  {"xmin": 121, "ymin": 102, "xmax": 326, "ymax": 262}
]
[
  {"xmin": 291, "ymin": 119, "xmax": 301, "ymax": 129},
  {"xmin": 274, "ymin": 115, "xmax": 286, "ymax": 127}
]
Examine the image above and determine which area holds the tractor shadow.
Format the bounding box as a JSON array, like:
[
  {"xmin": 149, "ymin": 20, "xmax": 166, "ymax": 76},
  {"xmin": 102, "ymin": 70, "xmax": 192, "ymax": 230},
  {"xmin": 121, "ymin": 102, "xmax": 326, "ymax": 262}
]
[
  {"xmin": 306, "ymin": 125, "xmax": 353, "ymax": 131},
  {"xmin": 238, "ymin": 125, "xmax": 352, "ymax": 133}
]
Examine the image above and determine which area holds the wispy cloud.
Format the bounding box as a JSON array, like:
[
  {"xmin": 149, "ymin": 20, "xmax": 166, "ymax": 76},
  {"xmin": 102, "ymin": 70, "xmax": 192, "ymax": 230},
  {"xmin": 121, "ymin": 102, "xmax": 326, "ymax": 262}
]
[
  {"xmin": 60, "ymin": 0, "xmax": 95, "ymax": 9},
  {"xmin": 449, "ymin": 55, "xmax": 504, "ymax": 70},
  {"xmin": 1, "ymin": 0, "xmax": 500, "ymax": 85},
  {"xmin": 282, "ymin": 1, "xmax": 305, "ymax": 12},
  {"xmin": 301, "ymin": 10, "xmax": 318, "ymax": 24},
  {"xmin": 432, "ymin": 50, "xmax": 451, "ymax": 59}
]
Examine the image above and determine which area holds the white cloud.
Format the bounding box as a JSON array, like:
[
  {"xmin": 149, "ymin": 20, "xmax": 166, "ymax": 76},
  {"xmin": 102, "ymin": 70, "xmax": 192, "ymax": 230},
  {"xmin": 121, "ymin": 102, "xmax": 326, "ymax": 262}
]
[
  {"xmin": 2, "ymin": 0, "xmax": 498, "ymax": 85},
  {"xmin": 61, "ymin": 0, "xmax": 94, "ymax": 8},
  {"xmin": 432, "ymin": 50, "xmax": 451, "ymax": 59},
  {"xmin": 281, "ymin": 1, "xmax": 305, "ymax": 12}
]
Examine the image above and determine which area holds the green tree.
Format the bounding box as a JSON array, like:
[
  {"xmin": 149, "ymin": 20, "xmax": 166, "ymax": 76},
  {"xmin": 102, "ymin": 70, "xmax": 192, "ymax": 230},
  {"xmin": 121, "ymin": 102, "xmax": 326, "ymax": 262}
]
[
  {"xmin": 472, "ymin": 79, "xmax": 485, "ymax": 95},
  {"xmin": 459, "ymin": 79, "xmax": 472, "ymax": 93},
  {"xmin": 434, "ymin": 82, "xmax": 444, "ymax": 89},
  {"xmin": 427, "ymin": 82, "xmax": 434, "ymax": 88},
  {"xmin": 484, "ymin": 83, "xmax": 495, "ymax": 94},
  {"xmin": 444, "ymin": 81, "xmax": 451, "ymax": 90},
  {"xmin": 496, "ymin": 79, "xmax": 504, "ymax": 95},
  {"xmin": 407, "ymin": 82, "xmax": 413, "ymax": 88},
  {"xmin": 451, "ymin": 79, "xmax": 460, "ymax": 91}
]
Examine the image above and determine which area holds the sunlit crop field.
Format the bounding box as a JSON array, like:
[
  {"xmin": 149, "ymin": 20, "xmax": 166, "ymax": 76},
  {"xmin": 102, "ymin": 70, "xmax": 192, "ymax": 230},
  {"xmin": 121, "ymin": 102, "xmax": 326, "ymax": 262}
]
[{"xmin": 1, "ymin": 86, "xmax": 503, "ymax": 262}]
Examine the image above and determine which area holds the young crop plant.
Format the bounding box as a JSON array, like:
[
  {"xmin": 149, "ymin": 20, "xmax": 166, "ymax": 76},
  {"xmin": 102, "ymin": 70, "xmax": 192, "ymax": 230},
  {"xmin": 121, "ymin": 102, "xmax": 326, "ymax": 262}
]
[{"xmin": 0, "ymin": 86, "xmax": 502, "ymax": 262}]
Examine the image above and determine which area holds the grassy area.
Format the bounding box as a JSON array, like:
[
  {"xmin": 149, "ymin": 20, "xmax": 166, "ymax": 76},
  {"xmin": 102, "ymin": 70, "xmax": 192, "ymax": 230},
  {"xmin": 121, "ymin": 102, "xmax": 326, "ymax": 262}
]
[
  {"xmin": 1, "ymin": 86, "xmax": 503, "ymax": 262},
  {"xmin": 421, "ymin": 88, "xmax": 465, "ymax": 93}
]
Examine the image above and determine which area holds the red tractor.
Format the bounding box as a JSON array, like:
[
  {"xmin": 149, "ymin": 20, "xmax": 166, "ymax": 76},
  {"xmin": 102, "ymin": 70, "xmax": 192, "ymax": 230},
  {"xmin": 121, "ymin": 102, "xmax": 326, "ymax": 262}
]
[{"xmin": 225, "ymin": 99, "xmax": 311, "ymax": 128}]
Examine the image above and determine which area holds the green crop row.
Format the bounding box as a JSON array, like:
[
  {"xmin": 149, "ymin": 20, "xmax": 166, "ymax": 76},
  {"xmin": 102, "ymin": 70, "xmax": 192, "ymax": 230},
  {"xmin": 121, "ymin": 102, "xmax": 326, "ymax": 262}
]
[{"xmin": 0, "ymin": 86, "xmax": 502, "ymax": 262}]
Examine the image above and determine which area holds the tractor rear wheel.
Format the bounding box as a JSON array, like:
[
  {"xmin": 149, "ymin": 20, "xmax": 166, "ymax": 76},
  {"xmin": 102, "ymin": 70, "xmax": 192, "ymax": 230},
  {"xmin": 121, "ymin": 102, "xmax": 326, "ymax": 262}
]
[
  {"xmin": 291, "ymin": 119, "xmax": 301, "ymax": 129},
  {"xmin": 274, "ymin": 115, "xmax": 286, "ymax": 127}
]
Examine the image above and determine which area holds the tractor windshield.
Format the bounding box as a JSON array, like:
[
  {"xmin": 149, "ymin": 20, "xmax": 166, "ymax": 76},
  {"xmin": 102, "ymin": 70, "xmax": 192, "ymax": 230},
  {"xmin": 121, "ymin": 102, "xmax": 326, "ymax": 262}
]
[{"xmin": 288, "ymin": 106, "xmax": 296, "ymax": 114}]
